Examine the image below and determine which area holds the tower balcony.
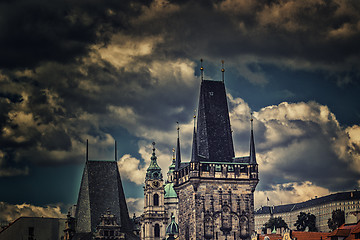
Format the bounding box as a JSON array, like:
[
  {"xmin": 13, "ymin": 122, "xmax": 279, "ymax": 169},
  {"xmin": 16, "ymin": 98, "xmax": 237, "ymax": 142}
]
[{"xmin": 174, "ymin": 161, "xmax": 258, "ymax": 186}]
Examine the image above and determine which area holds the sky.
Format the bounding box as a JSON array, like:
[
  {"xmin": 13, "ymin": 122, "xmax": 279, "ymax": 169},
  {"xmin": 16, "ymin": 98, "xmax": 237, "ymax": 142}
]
[{"xmin": 1, "ymin": 0, "xmax": 360, "ymax": 222}]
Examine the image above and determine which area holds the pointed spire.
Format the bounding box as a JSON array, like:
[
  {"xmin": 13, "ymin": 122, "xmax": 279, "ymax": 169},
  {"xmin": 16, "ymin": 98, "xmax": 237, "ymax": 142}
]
[
  {"xmin": 175, "ymin": 122, "xmax": 181, "ymax": 170},
  {"xmin": 151, "ymin": 141, "xmax": 157, "ymax": 160},
  {"xmin": 86, "ymin": 139, "xmax": 88, "ymax": 162},
  {"xmin": 200, "ymin": 59, "xmax": 204, "ymax": 81},
  {"xmin": 172, "ymin": 148, "xmax": 176, "ymax": 165},
  {"xmin": 115, "ymin": 140, "xmax": 117, "ymax": 161},
  {"xmin": 191, "ymin": 112, "xmax": 198, "ymax": 162},
  {"xmin": 146, "ymin": 142, "xmax": 162, "ymax": 180},
  {"xmin": 250, "ymin": 113, "xmax": 257, "ymax": 165},
  {"xmin": 221, "ymin": 60, "xmax": 225, "ymax": 82}
]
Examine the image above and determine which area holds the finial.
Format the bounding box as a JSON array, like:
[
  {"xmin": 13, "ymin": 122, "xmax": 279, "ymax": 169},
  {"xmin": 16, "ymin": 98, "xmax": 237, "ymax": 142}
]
[
  {"xmin": 221, "ymin": 60, "xmax": 225, "ymax": 82},
  {"xmin": 200, "ymin": 59, "xmax": 204, "ymax": 81},
  {"xmin": 86, "ymin": 139, "xmax": 88, "ymax": 162},
  {"xmin": 172, "ymin": 148, "xmax": 175, "ymax": 159},
  {"xmin": 250, "ymin": 112, "xmax": 254, "ymax": 130},
  {"xmin": 152, "ymin": 142, "xmax": 156, "ymax": 155},
  {"xmin": 176, "ymin": 122, "xmax": 180, "ymax": 138}
]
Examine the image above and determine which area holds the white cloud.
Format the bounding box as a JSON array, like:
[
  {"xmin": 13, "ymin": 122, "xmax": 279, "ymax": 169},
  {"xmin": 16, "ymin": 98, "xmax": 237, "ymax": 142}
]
[
  {"xmin": 0, "ymin": 202, "xmax": 65, "ymax": 223},
  {"xmin": 126, "ymin": 198, "xmax": 144, "ymax": 217},
  {"xmin": 118, "ymin": 154, "xmax": 147, "ymax": 185},
  {"xmin": 255, "ymin": 181, "xmax": 331, "ymax": 208},
  {"xmin": 226, "ymin": 95, "xmax": 360, "ymax": 206}
]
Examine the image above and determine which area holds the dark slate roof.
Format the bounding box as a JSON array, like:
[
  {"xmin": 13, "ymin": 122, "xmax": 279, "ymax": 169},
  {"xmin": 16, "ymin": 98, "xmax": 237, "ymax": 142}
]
[
  {"xmin": 75, "ymin": 160, "xmax": 133, "ymax": 234},
  {"xmin": 233, "ymin": 156, "xmax": 250, "ymax": 164},
  {"xmin": 255, "ymin": 191, "xmax": 360, "ymax": 215},
  {"xmin": 196, "ymin": 80, "xmax": 235, "ymax": 162}
]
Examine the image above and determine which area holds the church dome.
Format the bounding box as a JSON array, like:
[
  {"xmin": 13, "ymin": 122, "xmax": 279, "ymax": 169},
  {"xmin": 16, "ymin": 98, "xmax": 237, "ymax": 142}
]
[
  {"xmin": 166, "ymin": 215, "xmax": 179, "ymax": 235},
  {"xmin": 164, "ymin": 182, "xmax": 177, "ymax": 198}
]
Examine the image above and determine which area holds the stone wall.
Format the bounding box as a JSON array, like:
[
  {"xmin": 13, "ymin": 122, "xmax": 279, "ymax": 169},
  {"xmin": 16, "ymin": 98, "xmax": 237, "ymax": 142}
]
[{"xmin": 176, "ymin": 179, "xmax": 257, "ymax": 240}]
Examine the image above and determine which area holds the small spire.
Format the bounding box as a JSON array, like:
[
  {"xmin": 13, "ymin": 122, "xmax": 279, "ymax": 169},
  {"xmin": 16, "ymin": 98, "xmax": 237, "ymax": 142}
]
[
  {"xmin": 175, "ymin": 123, "xmax": 181, "ymax": 170},
  {"xmin": 172, "ymin": 148, "xmax": 176, "ymax": 164},
  {"xmin": 176, "ymin": 122, "xmax": 180, "ymax": 138},
  {"xmin": 251, "ymin": 112, "xmax": 254, "ymax": 130},
  {"xmin": 152, "ymin": 142, "xmax": 156, "ymax": 156},
  {"xmin": 191, "ymin": 112, "xmax": 198, "ymax": 163},
  {"xmin": 200, "ymin": 59, "xmax": 204, "ymax": 81},
  {"xmin": 86, "ymin": 139, "xmax": 88, "ymax": 162},
  {"xmin": 249, "ymin": 113, "xmax": 257, "ymax": 165},
  {"xmin": 115, "ymin": 140, "xmax": 117, "ymax": 161},
  {"xmin": 221, "ymin": 60, "xmax": 225, "ymax": 82}
]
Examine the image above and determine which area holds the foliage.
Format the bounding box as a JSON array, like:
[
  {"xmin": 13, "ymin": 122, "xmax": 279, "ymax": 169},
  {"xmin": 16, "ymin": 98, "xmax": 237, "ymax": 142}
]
[
  {"xmin": 262, "ymin": 216, "xmax": 288, "ymax": 233},
  {"xmin": 294, "ymin": 212, "xmax": 317, "ymax": 232},
  {"xmin": 328, "ymin": 209, "xmax": 345, "ymax": 231}
]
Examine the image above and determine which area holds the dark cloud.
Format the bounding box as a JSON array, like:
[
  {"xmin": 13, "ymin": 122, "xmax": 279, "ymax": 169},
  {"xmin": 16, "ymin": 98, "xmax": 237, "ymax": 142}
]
[
  {"xmin": 0, "ymin": 0, "xmax": 359, "ymax": 210},
  {"xmin": 0, "ymin": 0, "xmax": 147, "ymax": 69},
  {"xmin": 130, "ymin": 0, "xmax": 360, "ymax": 75}
]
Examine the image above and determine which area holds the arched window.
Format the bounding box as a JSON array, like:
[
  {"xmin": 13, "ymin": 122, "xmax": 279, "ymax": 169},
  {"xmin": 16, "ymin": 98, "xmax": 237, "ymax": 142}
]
[
  {"xmin": 154, "ymin": 223, "xmax": 160, "ymax": 237},
  {"xmin": 153, "ymin": 193, "xmax": 159, "ymax": 206}
]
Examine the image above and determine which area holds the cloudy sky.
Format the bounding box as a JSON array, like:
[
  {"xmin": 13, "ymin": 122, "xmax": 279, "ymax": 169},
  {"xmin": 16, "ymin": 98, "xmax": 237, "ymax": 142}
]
[{"xmin": 1, "ymin": 0, "xmax": 360, "ymax": 221}]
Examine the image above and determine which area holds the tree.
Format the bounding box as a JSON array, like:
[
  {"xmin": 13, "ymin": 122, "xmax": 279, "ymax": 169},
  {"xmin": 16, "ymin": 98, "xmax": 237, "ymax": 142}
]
[
  {"xmin": 262, "ymin": 217, "xmax": 288, "ymax": 233},
  {"xmin": 294, "ymin": 212, "xmax": 317, "ymax": 232},
  {"xmin": 328, "ymin": 209, "xmax": 345, "ymax": 231}
]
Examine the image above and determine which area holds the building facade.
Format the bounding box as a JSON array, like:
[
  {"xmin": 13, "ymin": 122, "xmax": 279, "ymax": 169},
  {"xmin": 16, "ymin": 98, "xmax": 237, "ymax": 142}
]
[
  {"xmin": 255, "ymin": 191, "xmax": 360, "ymax": 233},
  {"xmin": 172, "ymin": 65, "xmax": 259, "ymax": 240},
  {"xmin": 141, "ymin": 143, "xmax": 167, "ymax": 240},
  {"xmin": 141, "ymin": 144, "xmax": 179, "ymax": 240},
  {"xmin": 0, "ymin": 217, "xmax": 66, "ymax": 240}
]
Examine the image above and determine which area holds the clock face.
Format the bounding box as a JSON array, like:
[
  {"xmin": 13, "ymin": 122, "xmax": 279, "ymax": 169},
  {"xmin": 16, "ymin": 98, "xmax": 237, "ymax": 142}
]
[{"xmin": 152, "ymin": 181, "xmax": 160, "ymax": 188}]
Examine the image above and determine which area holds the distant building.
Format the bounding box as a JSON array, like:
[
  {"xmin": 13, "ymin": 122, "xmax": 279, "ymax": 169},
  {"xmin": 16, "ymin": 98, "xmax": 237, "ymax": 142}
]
[
  {"xmin": 0, "ymin": 217, "xmax": 66, "ymax": 240},
  {"xmin": 255, "ymin": 191, "xmax": 360, "ymax": 233},
  {"xmin": 251, "ymin": 229, "xmax": 328, "ymax": 240}
]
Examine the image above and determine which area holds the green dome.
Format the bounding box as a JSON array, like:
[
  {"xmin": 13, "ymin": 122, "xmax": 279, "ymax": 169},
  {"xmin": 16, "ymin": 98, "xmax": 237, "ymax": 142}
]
[
  {"xmin": 164, "ymin": 182, "xmax": 177, "ymax": 198},
  {"xmin": 166, "ymin": 215, "xmax": 179, "ymax": 236}
]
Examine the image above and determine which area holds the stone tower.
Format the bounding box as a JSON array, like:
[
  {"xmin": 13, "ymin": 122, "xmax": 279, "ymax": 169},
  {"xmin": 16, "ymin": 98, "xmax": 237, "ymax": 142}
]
[
  {"xmin": 141, "ymin": 143, "xmax": 167, "ymax": 240},
  {"xmin": 173, "ymin": 64, "xmax": 259, "ymax": 240},
  {"xmin": 74, "ymin": 141, "xmax": 138, "ymax": 240}
]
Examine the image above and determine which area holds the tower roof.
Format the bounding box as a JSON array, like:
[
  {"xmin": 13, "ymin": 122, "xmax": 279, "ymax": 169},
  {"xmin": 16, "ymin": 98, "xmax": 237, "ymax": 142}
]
[
  {"xmin": 75, "ymin": 160, "xmax": 133, "ymax": 234},
  {"xmin": 196, "ymin": 80, "xmax": 235, "ymax": 162},
  {"xmin": 166, "ymin": 215, "xmax": 179, "ymax": 235},
  {"xmin": 146, "ymin": 142, "xmax": 163, "ymax": 180},
  {"xmin": 250, "ymin": 116, "xmax": 257, "ymax": 165},
  {"xmin": 164, "ymin": 182, "xmax": 178, "ymax": 198}
]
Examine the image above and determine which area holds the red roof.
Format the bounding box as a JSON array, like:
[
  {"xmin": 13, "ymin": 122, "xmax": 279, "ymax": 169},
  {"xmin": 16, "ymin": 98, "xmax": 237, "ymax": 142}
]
[
  {"xmin": 258, "ymin": 234, "xmax": 282, "ymax": 240},
  {"xmin": 291, "ymin": 231, "xmax": 328, "ymax": 240},
  {"xmin": 325, "ymin": 221, "xmax": 360, "ymax": 240}
]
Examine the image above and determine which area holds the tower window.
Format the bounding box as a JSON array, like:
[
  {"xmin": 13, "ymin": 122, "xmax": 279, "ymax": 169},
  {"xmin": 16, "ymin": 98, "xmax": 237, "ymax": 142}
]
[
  {"xmin": 154, "ymin": 193, "xmax": 159, "ymax": 206},
  {"xmin": 154, "ymin": 223, "xmax": 160, "ymax": 237}
]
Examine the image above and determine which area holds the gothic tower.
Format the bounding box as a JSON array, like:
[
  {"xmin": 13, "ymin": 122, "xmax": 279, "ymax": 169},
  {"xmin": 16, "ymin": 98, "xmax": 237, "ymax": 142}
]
[
  {"xmin": 173, "ymin": 62, "xmax": 259, "ymax": 240},
  {"xmin": 164, "ymin": 149, "xmax": 179, "ymax": 222},
  {"xmin": 141, "ymin": 143, "xmax": 167, "ymax": 240}
]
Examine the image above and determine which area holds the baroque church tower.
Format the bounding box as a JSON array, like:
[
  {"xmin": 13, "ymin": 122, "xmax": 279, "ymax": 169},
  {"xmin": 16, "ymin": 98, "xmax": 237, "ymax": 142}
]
[
  {"xmin": 173, "ymin": 61, "xmax": 259, "ymax": 240},
  {"xmin": 141, "ymin": 143, "xmax": 167, "ymax": 240}
]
